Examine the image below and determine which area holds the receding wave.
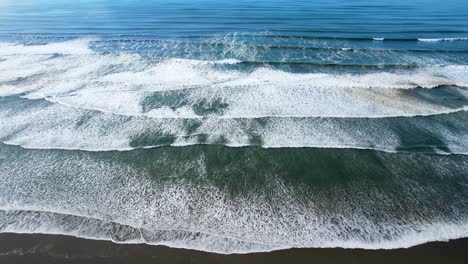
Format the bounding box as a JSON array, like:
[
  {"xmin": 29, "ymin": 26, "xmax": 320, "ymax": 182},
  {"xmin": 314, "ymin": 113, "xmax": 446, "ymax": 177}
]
[
  {"xmin": 1, "ymin": 143, "xmax": 467, "ymax": 254},
  {"xmin": 2, "ymin": 209, "xmax": 468, "ymax": 254},
  {"xmin": 0, "ymin": 209, "xmax": 282, "ymax": 253}
]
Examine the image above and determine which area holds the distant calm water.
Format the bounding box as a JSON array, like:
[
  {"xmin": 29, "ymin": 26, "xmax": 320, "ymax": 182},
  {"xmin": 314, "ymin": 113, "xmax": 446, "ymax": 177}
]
[{"xmin": 0, "ymin": 0, "xmax": 467, "ymax": 254}]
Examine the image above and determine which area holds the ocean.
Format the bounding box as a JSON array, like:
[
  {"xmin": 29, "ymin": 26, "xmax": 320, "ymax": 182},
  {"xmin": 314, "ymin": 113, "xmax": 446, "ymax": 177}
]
[{"xmin": 0, "ymin": 0, "xmax": 467, "ymax": 256}]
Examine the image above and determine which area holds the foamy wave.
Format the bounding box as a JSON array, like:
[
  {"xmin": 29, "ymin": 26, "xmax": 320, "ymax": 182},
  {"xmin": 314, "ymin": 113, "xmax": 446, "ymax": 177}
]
[
  {"xmin": 43, "ymin": 95, "xmax": 468, "ymax": 120},
  {"xmin": 0, "ymin": 97, "xmax": 466, "ymax": 153},
  {"xmin": 229, "ymin": 66, "xmax": 468, "ymax": 89},
  {"xmin": 171, "ymin": 58, "xmax": 243, "ymax": 65},
  {"xmin": 0, "ymin": 85, "xmax": 25, "ymax": 96},
  {"xmin": 0, "ymin": 39, "xmax": 467, "ymax": 152},
  {"xmin": 0, "ymin": 40, "xmax": 467, "ymax": 119},
  {"xmin": 418, "ymin": 38, "xmax": 468, "ymax": 42},
  {"xmin": 1, "ymin": 209, "xmax": 468, "ymax": 253},
  {"xmin": 0, "ymin": 38, "xmax": 95, "ymax": 56},
  {"xmin": 0, "ymin": 144, "xmax": 467, "ymax": 254},
  {"xmin": 0, "ymin": 209, "xmax": 281, "ymax": 254}
]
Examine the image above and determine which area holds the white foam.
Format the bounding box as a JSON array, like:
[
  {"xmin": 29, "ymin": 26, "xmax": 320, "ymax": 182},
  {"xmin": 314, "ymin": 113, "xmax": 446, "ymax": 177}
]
[
  {"xmin": 418, "ymin": 37, "xmax": 468, "ymax": 42},
  {"xmin": 229, "ymin": 66, "xmax": 468, "ymax": 89},
  {"xmin": 2, "ymin": 209, "xmax": 468, "ymax": 254},
  {"xmin": 0, "ymin": 145, "xmax": 467, "ymax": 254},
  {"xmin": 0, "ymin": 39, "xmax": 467, "ymax": 152},
  {"xmin": 0, "ymin": 85, "xmax": 25, "ymax": 96},
  {"xmin": 373, "ymin": 38, "xmax": 385, "ymax": 41},
  {"xmin": 0, "ymin": 98, "xmax": 466, "ymax": 154},
  {"xmin": 0, "ymin": 38, "xmax": 467, "ymax": 255},
  {"xmin": 0, "ymin": 40, "xmax": 467, "ymax": 119},
  {"xmin": 170, "ymin": 58, "xmax": 242, "ymax": 65},
  {"xmin": 98, "ymin": 58, "xmax": 243, "ymax": 88},
  {"xmin": 0, "ymin": 38, "xmax": 95, "ymax": 56}
]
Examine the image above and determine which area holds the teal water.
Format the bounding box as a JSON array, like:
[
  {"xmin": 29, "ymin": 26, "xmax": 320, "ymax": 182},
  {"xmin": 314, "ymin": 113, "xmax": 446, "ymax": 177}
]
[{"xmin": 0, "ymin": 0, "xmax": 467, "ymax": 254}]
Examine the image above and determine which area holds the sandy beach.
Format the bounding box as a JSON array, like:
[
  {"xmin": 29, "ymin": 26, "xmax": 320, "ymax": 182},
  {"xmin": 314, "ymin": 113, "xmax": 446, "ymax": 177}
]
[{"xmin": 0, "ymin": 233, "xmax": 467, "ymax": 264}]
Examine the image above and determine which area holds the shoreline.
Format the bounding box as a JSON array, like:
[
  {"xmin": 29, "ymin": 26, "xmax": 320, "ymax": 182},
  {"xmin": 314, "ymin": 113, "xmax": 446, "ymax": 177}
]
[{"xmin": 0, "ymin": 233, "xmax": 467, "ymax": 264}]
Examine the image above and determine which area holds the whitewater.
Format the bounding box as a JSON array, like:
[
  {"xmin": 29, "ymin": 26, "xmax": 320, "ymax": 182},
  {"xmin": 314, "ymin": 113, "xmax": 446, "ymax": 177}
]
[{"xmin": 1, "ymin": 0, "xmax": 468, "ymax": 255}]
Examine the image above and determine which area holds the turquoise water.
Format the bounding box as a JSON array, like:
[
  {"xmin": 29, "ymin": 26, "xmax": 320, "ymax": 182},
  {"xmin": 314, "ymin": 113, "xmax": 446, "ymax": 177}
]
[{"xmin": 0, "ymin": 0, "xmax": 467, "ymax": 254}]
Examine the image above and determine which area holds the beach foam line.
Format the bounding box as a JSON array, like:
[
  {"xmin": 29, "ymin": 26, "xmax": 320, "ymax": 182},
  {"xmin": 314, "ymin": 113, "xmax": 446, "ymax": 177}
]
[
  {"xmin": 1, "ymin": 209, "xmax": 468, "ymax": 254},
  {"xmin": 1, "ymin": 143, "xmax": 468, "ymax": 254},
  {"xmin": 0, "ymin": 209, "xmax": 284, "ymax": 254}
]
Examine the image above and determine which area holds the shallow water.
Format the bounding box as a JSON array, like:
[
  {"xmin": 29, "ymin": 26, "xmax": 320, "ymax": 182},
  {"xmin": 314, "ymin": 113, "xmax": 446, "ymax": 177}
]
[{"xmin": 0, "ymin": 0, "xmax": 467, "ymax": 254}]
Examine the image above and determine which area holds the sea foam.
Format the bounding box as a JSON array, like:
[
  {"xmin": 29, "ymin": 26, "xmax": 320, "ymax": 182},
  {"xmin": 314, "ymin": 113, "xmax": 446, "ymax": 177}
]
[
  {"xmin": 1, "ymin": 40, "xmax": 467, "ymax": 120},
  {"xmin": 0, "ymin": 96, "xmax": 466, "ymax": 153},
  {"xmin": 0, "ymin": 38, "xmax": 94, "ymax": 56},
  {"xmin": 418, "ymin": 37, "xmax": 468, "ymax": 42},
  {"xmin": 0, "ymin": 143, "xmax": 467, "ymax": 254}
]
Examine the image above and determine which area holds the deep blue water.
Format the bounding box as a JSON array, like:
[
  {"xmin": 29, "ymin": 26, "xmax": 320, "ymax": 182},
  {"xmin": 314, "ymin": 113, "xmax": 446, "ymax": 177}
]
[
  {"xmin": 2, "ymin": 0, "xmax": 468, "ymax": 70},
  {"xmin": 1, "ymin": 0, "xmax": 468, "ymax": 37},
  {"xmin": 0, "ymin": 0, "xmax": 467, "ymax": 254}
]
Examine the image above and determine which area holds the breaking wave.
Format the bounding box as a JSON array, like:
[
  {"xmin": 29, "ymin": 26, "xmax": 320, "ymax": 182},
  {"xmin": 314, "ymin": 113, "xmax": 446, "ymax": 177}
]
[
  {"xmin": 0, "ymin": 39, "xmax": 467, "ymax": 122},
  {"xmin": 418, "ymin": 38, "xmax": 468, "ymax": 42},
  {"xmin": 0, "ymin": 39, "xmax": 467, "ymax": 153}
]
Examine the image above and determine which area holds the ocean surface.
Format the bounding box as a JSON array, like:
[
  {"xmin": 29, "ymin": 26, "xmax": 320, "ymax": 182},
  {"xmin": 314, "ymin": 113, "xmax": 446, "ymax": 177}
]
[{"xmin": 0, "ymin": 0, "xmax": 468, "ymax": 254}]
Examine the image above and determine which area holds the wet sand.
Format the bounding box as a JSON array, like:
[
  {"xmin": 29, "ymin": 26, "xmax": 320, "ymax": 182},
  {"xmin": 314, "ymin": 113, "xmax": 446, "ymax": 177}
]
[{"xmin": 0, "ymin": 233, "xmax": 467, "ymax": 264}]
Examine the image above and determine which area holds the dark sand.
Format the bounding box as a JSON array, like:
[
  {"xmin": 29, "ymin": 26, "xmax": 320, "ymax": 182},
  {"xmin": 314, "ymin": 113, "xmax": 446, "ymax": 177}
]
[{"xmin": 0, "ymin": 233, "xmax": 467, "ymax": 264}]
